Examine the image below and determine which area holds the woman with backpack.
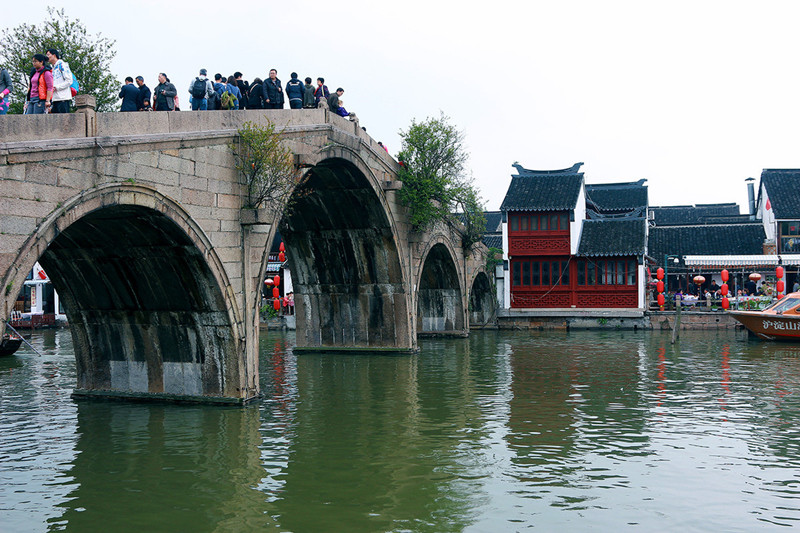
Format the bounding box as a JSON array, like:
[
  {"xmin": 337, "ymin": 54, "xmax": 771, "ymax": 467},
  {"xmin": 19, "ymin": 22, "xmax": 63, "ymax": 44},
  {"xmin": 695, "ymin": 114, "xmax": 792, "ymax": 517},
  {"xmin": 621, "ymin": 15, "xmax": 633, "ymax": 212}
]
[
  {"xmin": 25, "ymin": 54, "xmax": 53, "ymax": 115},
  {"xmin": 0, "ymin": 65, "xmax": 12, "ymax": 115},
  {"xmin": 247, "ymin": 78, "xmax": 265, "ymax": 109},
  {"xmin": 224, "ymin": 76, "xmax": 241, "ymax": 110}
]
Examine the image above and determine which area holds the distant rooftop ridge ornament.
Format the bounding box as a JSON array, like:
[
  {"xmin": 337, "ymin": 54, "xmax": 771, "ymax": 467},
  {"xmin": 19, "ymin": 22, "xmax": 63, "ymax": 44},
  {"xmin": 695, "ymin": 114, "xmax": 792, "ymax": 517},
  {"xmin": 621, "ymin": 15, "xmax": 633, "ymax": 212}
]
[{"xmin": 511, "ymin": 162, "xmax": 584, "ymax": 177}]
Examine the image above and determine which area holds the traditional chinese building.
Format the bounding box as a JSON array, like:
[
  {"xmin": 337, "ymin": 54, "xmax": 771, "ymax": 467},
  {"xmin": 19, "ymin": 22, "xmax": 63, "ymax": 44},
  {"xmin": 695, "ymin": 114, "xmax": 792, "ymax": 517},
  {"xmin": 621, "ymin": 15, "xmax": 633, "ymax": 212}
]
[
  {"xmin": 499, "ymin": 163, "xmax": 648, "ymax": 309},
  {"xmin": 757, "ymin": 169, "xmax": 800, "ymax": 255}
]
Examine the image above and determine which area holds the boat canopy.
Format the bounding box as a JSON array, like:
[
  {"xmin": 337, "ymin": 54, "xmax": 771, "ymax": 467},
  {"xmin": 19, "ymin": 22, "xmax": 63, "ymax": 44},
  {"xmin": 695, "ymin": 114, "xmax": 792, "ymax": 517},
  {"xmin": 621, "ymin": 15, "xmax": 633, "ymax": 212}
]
[{"xmin": 683, "ymin": 254, "xmax": 800, "ymax": 269}]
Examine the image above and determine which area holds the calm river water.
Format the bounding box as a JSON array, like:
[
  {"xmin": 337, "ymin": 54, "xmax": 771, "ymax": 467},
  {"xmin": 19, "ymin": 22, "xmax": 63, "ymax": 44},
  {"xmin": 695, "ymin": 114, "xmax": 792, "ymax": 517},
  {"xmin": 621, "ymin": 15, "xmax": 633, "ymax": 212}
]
[{"xmin": 2, "ymin": 328, "xmax": 800, "ymax": 532}]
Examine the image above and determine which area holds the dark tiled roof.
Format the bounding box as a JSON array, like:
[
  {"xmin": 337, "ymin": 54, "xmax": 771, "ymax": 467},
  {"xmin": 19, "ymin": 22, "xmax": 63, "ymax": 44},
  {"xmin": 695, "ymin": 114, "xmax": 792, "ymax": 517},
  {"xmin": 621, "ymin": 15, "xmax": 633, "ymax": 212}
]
[
  {"xmin": 761, "ymin": 169, "xmax": 800, "ymax": 219},
  {"xmin": 500, "ymin": 163, "xmax": 583, "ymax": 212},
  {"xmin": 577, "ymin": 219, "xmax": 646, "ymax": 256},
  {"xmin": 648, "ymin": 224, "xmax": 765, "ymax": 260},
  {"xmin": 701, "ymin": 215, "xmax": 754, "ymax": 224},
  {"xmin": 650, "ymin": 203, "xmax": 741, "ymax": 226},
  {"xmin": 482, "ymin": 235, "xmax": 502, "ymax": 249},
  {"xmin": 585, "ymin": 180, "xmax": 648, "ymax": 213},
  {"xmin": 484, "ymin": 211, "xmax": 502, "ymax": 234}
]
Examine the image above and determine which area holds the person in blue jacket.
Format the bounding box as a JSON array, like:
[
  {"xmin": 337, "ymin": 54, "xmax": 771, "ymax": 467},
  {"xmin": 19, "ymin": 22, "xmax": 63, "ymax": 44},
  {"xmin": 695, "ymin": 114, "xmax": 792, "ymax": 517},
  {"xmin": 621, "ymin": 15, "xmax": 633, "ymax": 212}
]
[
  {"xmin": 285, "ymin": 72, "xmax": 304, "ymax": 109},
  {"xmin": 119, "ymin": 77, "xmax": 140, "ymax": 112}
]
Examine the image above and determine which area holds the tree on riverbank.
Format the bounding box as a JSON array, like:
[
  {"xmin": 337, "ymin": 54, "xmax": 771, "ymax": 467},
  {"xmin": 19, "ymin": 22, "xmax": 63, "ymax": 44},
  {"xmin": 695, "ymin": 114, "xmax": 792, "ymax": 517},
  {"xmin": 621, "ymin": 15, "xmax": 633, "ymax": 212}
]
[
  {"xmin": 0, "ymin": 8, "xmax": 119, "ymax": 113},
  {"xmin": 396, "ymin": 113, "xmax": 486, "ymax": 249}
]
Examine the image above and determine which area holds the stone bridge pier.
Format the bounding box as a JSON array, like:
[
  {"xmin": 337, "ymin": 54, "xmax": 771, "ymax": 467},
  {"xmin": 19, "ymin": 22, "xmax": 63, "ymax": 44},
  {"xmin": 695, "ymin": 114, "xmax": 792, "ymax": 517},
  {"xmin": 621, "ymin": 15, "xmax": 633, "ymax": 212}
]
[{"xmin": 0, "ymin": 99, "xmax": 491, "ymax": 403}]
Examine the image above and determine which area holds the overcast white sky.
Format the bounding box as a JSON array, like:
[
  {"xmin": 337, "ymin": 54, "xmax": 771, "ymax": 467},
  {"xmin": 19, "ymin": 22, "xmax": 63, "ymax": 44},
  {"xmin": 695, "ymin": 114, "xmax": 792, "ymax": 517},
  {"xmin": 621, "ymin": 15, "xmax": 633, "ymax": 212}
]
[{"xmin": 5, "ymin": 1, "xmax": 800, "ymax": 212}]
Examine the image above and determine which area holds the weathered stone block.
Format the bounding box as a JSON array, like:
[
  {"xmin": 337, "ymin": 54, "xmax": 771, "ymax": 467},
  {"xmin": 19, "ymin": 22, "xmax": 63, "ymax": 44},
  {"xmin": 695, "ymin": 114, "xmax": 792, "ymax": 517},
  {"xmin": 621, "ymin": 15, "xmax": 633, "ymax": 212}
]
[
  {"xmin": 183, "ymin": 188, "xmax": 215, "ymax": 207},
  {"xmin": 159, "ymin": 152, "xmax": 195, "ymax": 175},
  {"xmin": 97, "ymin": 111, "xmax": 170, "ymax": 137},
  {"xmin": 0, "ymin": 215, "xmax": 38, "ymax": 235},
  {"xmin": 0, "ymin": 197, "xmax": 53, "ymax": 219},
  {"xmin": 209, "ymin": 231, "xmax": 241, "ymax": 248},
  {"xmin": 25, "ymin": 163, "xmax": 59, "ymax": 186},
  {"xmin": 215, "ymin": 193, "xmax": 239, "ymax": 209},
  {"xmin": 195, "ymin": 218, "xmax": 221, "ymax": 235},
  {"xmin": 129, "ymin": 151, "xmax": 159, "ymax": 168},
  {"xmin": 57, "ymin": 168, "xmax": 96, "ymax": 191},
  {"xmin": 104, "ymin": 159, "xmax": 137, "ymax": 180},
  {"xmin": 135, "ymin": 165, "xmax": 179, "ymax": 186},
  {"xmin": 0, "ymin": 164, "xmax": 25, "ymax": 181},
  {"xmin": 180, "ymin": 174, "xmax": 208, "ymax": 191}
]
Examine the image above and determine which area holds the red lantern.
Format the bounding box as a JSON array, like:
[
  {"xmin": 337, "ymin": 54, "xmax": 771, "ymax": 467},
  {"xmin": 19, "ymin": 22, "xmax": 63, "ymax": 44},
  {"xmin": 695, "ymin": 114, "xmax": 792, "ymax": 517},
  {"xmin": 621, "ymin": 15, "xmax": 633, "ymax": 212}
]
[
  {"xmin": 272, "ymin": 287, "xmax": 279, "ymax": 298},
  {"xmin": 749, "ymin": 273, "xmax": 762, "ymax": 282},
  {"xmin": 777, "ymin": 266, "xmax": 784, "ymax": 279},
  {"xmin": 278, "ymin": 251, "xmax": 286, "ymax": 262},
  {"xmin": 720, "ymin": 283, "xmax": 728, "ymax": 296},
  {"xmin": 778, "ymin": 294, "xmax": 785, "ymax": 300},
  {"xmin": 657, "ymin": 293, "xmax": 665, "ymax": 306},
  {"xmin": 721, "ymin": 298, "xmax": 730, "ymax": 310},
  {"xmin": 264, "ymin": 279, "xmax": 273, "ymax": 285},
  {"xmin": 721, "ymin": 269, "xmax": 729, "ymax": 282},
  {"xmin": 273, "ymin": 275, "xmax": 280, "ymax": 286},
  {"xmin": 693, "ymin": 275, "xmax": 706, "ymax": 286},
  {"xmin": 273, "ymin": 298, "xmax": 280, "ymax": 311},
  {"xmin": 656, "ymin": 268, "xmax": 664, "ymax": 280},
  {"xmin": 777, "ymin": 280, "xmax": 785, "ymax": 293},
  {"xmin": 279, "ymin": 242, "xmax": 285, "ymax": 252},
  {"xmin": 656, "ymin": 281, "xmax": 664, "ymax": 293}
]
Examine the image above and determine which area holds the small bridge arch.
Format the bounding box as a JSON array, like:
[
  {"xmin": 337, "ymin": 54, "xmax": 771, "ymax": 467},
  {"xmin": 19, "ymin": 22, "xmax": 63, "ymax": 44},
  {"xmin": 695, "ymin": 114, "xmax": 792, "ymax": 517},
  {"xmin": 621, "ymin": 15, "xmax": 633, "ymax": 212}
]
[
  {"xmin": 468, "ymin": 270, "xmax": 496, "ymax": 327},
  {"xmin": 416, "ymin": 237, "xmax": 467, "ymax": 336}
]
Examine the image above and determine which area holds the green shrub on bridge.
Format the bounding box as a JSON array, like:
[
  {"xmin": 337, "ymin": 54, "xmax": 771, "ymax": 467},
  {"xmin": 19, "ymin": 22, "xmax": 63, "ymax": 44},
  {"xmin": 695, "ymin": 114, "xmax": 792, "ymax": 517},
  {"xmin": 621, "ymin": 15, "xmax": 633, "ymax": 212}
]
[{"xmin": 234, "ymin": 121, "xmax": 306, "ymax": 210}]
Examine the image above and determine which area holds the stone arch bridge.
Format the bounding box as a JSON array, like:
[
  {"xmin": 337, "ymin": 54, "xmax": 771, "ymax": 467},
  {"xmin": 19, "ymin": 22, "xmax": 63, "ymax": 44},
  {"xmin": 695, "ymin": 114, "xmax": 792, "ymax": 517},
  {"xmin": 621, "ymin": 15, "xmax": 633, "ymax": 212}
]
[{"xmin": 0, "ymin": 97, "xmax": 492, "ymax": 403}]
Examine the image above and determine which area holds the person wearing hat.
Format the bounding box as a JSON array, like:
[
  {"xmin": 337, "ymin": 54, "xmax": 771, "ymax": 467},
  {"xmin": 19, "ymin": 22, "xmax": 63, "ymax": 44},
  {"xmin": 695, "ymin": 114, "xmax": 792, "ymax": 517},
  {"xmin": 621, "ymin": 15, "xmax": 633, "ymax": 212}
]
[
  {"xmin": 135, "ymin": 76, "xmax": 151, "ymax": 111},
  {"xmin": 188, "ymin": 68, "xmax": 215, "ymax": 110}
]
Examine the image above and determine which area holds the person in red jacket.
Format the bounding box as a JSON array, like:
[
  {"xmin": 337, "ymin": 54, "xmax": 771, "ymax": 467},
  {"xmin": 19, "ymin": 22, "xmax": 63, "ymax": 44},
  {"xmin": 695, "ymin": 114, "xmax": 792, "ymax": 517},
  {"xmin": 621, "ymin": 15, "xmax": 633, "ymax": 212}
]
[{"xmin": 25, "ymin": 54, "xmax": 53, "ymax": 114}]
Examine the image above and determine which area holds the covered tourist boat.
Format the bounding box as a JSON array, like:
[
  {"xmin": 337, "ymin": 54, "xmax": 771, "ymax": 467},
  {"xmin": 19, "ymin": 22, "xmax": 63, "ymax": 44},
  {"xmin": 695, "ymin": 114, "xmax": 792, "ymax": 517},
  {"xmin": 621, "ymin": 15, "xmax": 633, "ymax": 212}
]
[
  {"xmin": 0, "ymin": 332, "xmax": 23, "ymax": 356},
  {"xmin": 728, "ymin": 292, "xmax": 800, "ymax": 341}
]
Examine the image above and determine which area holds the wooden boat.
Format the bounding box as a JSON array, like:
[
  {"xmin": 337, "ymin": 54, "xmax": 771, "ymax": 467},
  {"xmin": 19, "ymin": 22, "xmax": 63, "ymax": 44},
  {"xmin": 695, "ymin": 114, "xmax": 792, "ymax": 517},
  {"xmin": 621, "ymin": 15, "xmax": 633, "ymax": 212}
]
[
  {"xmin": 728, "ymin": 292, "xmax": 800, "ymax": 341},
  {"xmin": 0, "ymin": 332, "xmax": 23, "ymax": 356}
]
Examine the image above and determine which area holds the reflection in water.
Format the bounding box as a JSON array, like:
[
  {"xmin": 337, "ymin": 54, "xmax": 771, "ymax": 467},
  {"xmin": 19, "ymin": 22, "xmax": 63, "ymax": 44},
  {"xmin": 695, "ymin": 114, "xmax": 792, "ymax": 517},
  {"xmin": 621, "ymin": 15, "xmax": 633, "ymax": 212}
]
[
  {"xmin": 4, "ymin": 329, "xmax": 800, "ymax": 530},
  {"xmin": 54, "ymin": 403, "xmax": 270, "ymax": 532}
]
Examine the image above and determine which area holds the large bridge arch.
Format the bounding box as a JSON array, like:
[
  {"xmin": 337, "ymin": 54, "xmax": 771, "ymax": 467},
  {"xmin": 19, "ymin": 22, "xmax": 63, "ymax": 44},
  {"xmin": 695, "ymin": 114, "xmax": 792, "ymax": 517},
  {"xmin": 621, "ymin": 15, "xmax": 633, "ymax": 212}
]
[
  {"xmin": 416, "ymin": 239, "xmax": 467, "ymax": 336},
  {"xmin": 270, "ymin": 149, "xmax": 414, "ymax": 351},
  {"xmin": 1, "ymin": 184, "xmax": 250, "ymax": 401}
]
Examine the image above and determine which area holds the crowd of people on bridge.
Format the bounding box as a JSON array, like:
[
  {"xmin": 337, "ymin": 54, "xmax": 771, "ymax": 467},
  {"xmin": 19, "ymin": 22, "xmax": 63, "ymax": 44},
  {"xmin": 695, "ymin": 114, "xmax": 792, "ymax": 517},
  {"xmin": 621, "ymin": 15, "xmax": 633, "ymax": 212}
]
[{"xmin": 0, "ymin": 51, "xmax": 358, "ymax": 120}]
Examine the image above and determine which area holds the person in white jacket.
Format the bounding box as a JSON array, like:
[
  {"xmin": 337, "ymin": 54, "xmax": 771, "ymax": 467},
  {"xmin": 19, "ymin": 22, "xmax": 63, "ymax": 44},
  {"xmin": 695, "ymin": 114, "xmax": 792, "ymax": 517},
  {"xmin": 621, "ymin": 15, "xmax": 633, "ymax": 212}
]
[{"xmin": 46, "ymin": 48, "xmax": 73, "ymax": 114}]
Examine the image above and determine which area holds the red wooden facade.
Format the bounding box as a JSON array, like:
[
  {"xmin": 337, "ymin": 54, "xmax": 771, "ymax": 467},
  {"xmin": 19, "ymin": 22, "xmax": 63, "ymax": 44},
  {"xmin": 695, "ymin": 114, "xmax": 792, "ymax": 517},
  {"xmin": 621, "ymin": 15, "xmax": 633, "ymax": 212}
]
[{"xmin": 508, "ymin": 211, "xmax": 639, "ymax": 308}]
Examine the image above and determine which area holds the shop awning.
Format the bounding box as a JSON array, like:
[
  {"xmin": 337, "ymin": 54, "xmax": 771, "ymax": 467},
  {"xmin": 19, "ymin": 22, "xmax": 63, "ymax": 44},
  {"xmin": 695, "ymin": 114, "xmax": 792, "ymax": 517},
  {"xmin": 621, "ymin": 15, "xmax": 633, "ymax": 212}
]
[{"xmin": 683, "ymin": 255, "xmax": 800, "ymax": 268}]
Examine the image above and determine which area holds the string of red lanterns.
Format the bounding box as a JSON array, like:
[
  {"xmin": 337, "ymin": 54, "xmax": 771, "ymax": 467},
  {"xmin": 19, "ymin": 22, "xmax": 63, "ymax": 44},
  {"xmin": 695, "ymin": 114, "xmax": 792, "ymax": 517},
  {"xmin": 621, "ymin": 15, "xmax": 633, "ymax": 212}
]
[
  {"xmin": 264, "ymin": 242, "xmax": 287, "ymax": 311},
  {"xmin": 720, "ymin": 269, "xmax": 730, "ymax": 310},
  {"xmin": 656, "ymin": 267, "xmax": 665, "ymax": 308}
]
